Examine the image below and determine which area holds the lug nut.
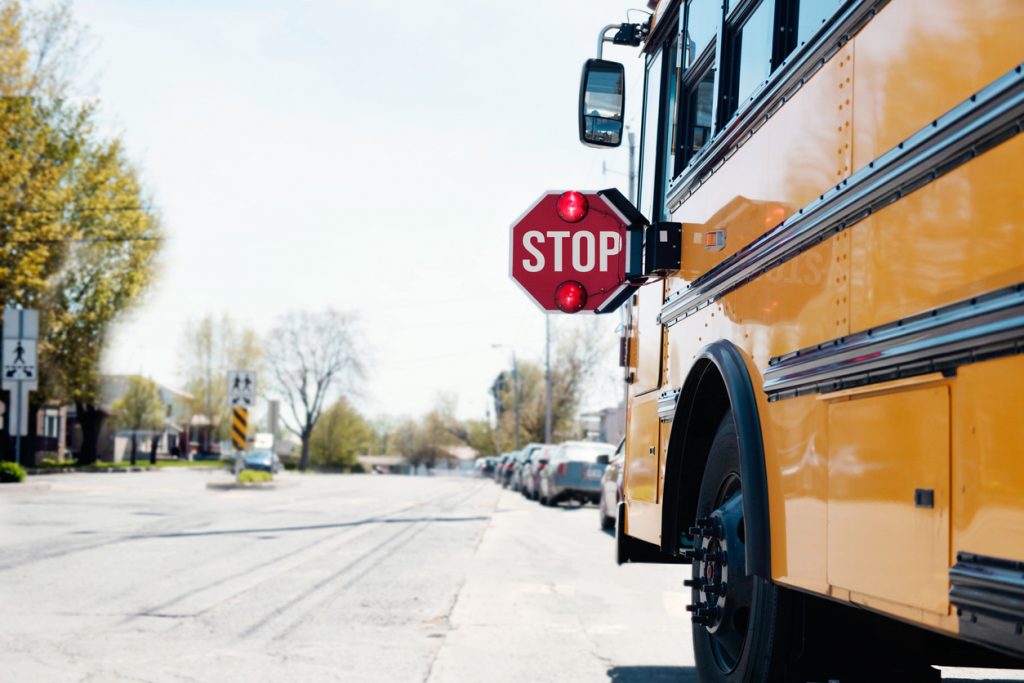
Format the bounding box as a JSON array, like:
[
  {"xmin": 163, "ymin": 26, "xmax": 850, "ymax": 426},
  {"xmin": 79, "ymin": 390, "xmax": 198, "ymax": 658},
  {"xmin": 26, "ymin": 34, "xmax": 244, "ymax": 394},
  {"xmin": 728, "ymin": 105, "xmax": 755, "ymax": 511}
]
[{"xmin": 705, "ymin": 550, "xmax": 726, "ymax": 563}]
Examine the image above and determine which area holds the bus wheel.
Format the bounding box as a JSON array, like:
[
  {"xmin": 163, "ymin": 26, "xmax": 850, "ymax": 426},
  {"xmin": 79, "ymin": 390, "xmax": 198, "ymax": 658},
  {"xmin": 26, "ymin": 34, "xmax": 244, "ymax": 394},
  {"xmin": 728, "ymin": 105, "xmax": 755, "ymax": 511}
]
[{"xmin": 687, "ymin": 411, "xmax": 789, "ymax": 682}]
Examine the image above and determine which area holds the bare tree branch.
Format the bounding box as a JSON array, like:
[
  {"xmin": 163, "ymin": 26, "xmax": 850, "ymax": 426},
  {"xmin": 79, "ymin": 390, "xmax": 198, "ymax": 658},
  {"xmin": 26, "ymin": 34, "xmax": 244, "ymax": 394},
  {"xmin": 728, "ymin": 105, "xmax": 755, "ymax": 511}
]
[{"xmin": 264, "ymin": 310, "xmax": 364, "ymax": 469}]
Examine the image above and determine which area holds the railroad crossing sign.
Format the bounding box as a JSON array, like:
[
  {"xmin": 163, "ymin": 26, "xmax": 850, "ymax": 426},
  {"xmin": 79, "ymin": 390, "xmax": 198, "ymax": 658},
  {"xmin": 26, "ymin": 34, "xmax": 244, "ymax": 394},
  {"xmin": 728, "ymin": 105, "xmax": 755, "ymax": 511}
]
[
  {"xmin": 509, "ymin": 188, "xmax": 645, "ymax": 313},
  {"xmin": 2, "ymin": 307, "xmax": 39, "ymax": 464},
  {"xmin": 227, "ymin": 369, "xmax": 257, "ymax": 408},
  {"xmin": 231, "ymin": 406, "xmax": 248, "ymax": 452}
]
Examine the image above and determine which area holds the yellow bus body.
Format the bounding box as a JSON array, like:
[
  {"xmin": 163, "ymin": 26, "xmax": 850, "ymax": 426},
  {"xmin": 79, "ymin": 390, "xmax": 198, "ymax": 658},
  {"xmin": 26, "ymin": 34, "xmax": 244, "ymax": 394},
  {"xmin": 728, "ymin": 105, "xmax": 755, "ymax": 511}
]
[{"xmin": 623, "ymin": 0, "xmax": 1024, "ymax": 647}]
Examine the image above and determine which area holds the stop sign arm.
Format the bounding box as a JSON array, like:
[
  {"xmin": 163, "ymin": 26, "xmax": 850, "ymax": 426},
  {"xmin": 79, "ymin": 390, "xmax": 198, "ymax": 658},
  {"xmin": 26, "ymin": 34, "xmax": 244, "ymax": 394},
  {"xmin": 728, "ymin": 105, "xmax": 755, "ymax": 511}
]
[{"xmin": 509, "ymin": 188, "xmax": 653, "ymax": 314}]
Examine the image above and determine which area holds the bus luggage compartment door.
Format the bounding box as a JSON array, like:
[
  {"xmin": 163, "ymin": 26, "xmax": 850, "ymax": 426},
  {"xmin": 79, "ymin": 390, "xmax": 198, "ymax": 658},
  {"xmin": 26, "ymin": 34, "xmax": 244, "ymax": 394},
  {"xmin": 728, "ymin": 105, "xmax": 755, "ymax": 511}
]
[{"xmin": 826, "ymin": 384, "xmax": 951, "ymax": 614}]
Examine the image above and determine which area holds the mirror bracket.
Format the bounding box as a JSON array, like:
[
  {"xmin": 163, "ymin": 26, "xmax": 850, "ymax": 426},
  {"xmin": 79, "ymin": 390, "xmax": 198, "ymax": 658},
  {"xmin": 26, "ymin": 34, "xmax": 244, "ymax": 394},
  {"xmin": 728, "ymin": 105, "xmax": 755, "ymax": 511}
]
[{"xmin": 597, "ymin": 22, "xmax": 646, "ymax": 59}]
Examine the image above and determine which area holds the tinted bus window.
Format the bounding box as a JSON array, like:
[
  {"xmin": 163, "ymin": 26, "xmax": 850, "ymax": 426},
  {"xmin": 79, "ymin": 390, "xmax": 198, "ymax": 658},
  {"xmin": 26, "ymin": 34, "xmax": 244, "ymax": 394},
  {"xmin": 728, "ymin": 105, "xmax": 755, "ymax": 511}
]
[
  {"xmin": 736, "ymin": 0, "xmax": 774, "ymax": 105},
  {"xmin": 796, "ymin": 0, "xmax": 843, "ymax": 46},
  {"xmin": 685, "ymin": 0, "xmax": 720, "ymax": 65},
  {"xmin": 682, "ymin": 66, "xmax": 715, "ymax": 164},
  {"xmin": 638, "ymin": 49, "xmax": 663, "ymax": 220}
]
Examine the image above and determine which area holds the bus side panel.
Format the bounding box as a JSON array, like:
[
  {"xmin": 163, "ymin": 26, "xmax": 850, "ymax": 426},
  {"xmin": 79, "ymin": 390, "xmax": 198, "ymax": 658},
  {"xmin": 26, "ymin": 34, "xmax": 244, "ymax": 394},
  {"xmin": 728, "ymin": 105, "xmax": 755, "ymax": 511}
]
[
  {"xmin": 953, "ymin": 356, "xmax": 1024, "ymax": 564},
  {"xmin": 848, "ymin": 135, "xmax": 1024, "ymax": 332},
  {"xmin": 851, "ymin": 0, "xmax": 1024, "ymax": 173},
  {"xmin": 664, "ymin": 45, "xmax": 856, "ymax": 593}
]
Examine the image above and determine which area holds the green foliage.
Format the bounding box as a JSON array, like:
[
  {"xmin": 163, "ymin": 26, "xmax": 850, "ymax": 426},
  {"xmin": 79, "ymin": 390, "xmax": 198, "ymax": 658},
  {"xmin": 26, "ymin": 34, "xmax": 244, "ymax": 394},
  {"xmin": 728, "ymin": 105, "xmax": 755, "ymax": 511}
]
[
  {"xmin": 238, "ymin": 469, "xmax": 272, "ymax": 484},
  {"xmin": 462, "ymin": 418, "xmax": 497, "ymax": 457},
  {"xmin": 37, "ymin": 457, "xmax": 72, "ymax": 468},
  {"xmin": 0, "ymin": 2, "xmax": 162, "ymax": 411},
  {"xmin": 110, "ymin": 376, "xmax": 165, "ymax": 432},
  {"xmin": 309, "ymin": 397, "xmax": 372, "ymax": 468},
  {"xmin": 0, "ymin": 461, "xmax": 26, "ymax": 482}
]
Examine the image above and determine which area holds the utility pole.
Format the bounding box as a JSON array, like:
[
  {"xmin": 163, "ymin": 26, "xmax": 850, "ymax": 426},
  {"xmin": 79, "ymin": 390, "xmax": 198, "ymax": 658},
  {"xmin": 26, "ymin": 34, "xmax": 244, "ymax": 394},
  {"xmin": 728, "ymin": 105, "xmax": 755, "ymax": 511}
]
[
  {"xmin": 623, "ymin": 128, "xmax": 637, "ymax": 411},
  {"xmin": 628, "ymin": 128, "xmax": 637, "ymax": 203},
  {"xmin": 544, "ymin": 315, "xmax": 552, "ymax": 444},
  {"xmin": 492, "ymin": 344, "xmax": 522, "ymax": 450},
  {"xmin": 512, "ymin": 350, "xmax": 521, "ymax": 450}
]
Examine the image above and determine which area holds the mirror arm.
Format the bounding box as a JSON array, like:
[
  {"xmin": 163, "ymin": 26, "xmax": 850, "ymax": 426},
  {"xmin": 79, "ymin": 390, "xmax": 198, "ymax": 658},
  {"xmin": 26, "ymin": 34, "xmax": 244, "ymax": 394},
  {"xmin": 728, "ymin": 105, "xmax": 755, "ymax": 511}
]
[
  {"xmin": 596, "ymin": 24, "xmax": 621, "ymax": 60},
  {"xmin": 597, "ymin": 22, "xmax": 647, "ymax": 58}
]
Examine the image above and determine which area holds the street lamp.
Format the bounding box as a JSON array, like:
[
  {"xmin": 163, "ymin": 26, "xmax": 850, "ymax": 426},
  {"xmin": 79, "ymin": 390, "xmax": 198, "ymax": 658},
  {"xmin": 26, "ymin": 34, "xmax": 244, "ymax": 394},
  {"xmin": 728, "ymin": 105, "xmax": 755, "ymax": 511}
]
[{"xmin": 491, "ymin": 344, "xmax": 521, "ymax": 450}]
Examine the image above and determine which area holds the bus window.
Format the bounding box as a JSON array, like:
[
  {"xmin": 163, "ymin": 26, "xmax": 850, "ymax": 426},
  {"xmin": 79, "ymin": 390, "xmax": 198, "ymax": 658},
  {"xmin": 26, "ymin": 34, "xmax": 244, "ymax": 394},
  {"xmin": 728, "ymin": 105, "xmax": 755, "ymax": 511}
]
[
  {"xmin": 685, "ymin": 0, "xmax": 720, "ymax": 66},
  {"xmin": 795, "ymin": 0, "xmax": 843, "ymax": 47},
  {"xmin": 659, "ymin": 31, "xmax": 679, "ymax": 216},
  {"xmin": 734, "ymin": 0, "xmax": 775, "ymax": 106},
  {"xmin": 638, "ymin": 49, "xmax": 663, "ymax": 221},
  {"xmin": 680, "ymin": 58, "xmax": 715, "ymax": 167}
]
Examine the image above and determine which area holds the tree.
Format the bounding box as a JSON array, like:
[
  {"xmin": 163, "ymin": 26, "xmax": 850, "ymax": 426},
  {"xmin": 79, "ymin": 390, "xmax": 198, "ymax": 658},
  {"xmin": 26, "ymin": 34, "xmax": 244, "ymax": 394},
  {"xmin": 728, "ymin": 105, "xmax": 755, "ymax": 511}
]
[
  {"xmin": 265, "ymin": 310, "xmax": 363, "ymax": 471},
  {"xmin": 462, "ymin": 418, "xmax": 497, "ymax": 457},
  {"xmin": 384, "ymin": 396, "xmax": 465, "ymax": 469},
  {"xmin": 309, "ymin": 397, "xmax": 372, "ymax": 469},
  {"xmin": 0, "ymin": 2, "xmax": 162, "ymax": 463},
  {"xmin": 492, "ymin": 321, "xmax": 610, "ymax": 450},
  {"xmin": 44, "ymin": 139, "xmax": 161, "ymax": 464},
  {"xmin": 110, "ymin": 376, "xmax": 164, "ymax": 465},
  {"xmin": 178, "ymin": 314, "xmax": 262, "ymax": 447}
]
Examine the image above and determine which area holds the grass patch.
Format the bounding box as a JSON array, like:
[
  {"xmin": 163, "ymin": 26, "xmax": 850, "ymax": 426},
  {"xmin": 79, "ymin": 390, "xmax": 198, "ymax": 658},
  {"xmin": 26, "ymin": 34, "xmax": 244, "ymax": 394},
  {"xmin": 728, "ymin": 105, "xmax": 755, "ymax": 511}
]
[
  {"xmin": 238, "ymin": 470, "xmax": 273, "ymax": 485},
  {"xmin": 0, "ymin": 461, "xmax": 26, "ymax": 483}
]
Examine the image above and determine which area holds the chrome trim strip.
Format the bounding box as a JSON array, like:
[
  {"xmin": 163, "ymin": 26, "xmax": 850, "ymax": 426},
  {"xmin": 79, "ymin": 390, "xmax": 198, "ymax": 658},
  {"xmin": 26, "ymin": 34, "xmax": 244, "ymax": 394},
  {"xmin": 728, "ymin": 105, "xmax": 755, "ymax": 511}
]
[
  {"xmin": 763, "ymin": 284, "xmax": 1024, "ymax": 400},
  {"xmin": 657, "ymin": 388, "xmax": 681, "ymax": 422},
  {"xmin": 665, "ymin": 0, "xmax": 888, "ymax": 212},
  {"xmin": 660, "ymin": 63, "xmax": 1024, "ymax": 328}
]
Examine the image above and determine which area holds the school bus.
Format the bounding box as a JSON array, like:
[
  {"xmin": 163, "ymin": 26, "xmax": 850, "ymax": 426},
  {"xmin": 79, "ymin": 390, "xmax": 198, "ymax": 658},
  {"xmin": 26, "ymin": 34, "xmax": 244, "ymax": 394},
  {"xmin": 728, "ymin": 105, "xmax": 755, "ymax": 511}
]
[{"xmin": 574, "ymin": 0, "xmax": 1024, "ymax": 679}]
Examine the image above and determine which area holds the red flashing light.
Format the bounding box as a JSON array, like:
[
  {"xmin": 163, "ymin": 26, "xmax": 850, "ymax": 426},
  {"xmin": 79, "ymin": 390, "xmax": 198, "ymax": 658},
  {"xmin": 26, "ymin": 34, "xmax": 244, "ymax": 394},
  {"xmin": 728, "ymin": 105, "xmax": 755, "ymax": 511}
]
[
  {"xmin": 556, "ymin": 190, "xmax": 588, "ymax": 223},
  {"xmin": 556, "ymin": 462, "xmax": 567, "ymax": 477},
  {"xmin": 554, "ymin": 280, "xmax": 587, "ymax": 313}
]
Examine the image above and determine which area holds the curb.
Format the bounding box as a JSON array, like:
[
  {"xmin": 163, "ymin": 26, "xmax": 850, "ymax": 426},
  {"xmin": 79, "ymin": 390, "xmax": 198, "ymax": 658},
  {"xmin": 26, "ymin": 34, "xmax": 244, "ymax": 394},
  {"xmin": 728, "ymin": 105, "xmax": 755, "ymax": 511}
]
[
  {"xmin": 25, "ymin": 466, "xmax": 226, "ymax": 475},
  {"xmin": 206, "ymin": 481, "xmax": 278, "ymax": 490}
]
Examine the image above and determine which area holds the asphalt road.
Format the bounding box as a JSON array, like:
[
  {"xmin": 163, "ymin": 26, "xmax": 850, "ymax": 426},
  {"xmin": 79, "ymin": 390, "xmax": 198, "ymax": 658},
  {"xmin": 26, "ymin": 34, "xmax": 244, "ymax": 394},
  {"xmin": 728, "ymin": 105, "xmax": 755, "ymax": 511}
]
[{"xmin": 1, "ymin": 470, "xmax": 1022, "ymax": 682}]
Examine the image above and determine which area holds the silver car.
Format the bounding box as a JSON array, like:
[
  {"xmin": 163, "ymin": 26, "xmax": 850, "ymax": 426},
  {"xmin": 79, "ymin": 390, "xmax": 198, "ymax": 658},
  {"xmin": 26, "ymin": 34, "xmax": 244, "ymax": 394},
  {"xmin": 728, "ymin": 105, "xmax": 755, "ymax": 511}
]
[
  {"xmin": 520, "ymin": 444, "xmax": 553, "ymax": 500},
  {"xmin": 599, "ymin": 440, "xmax": 625, "ymax": 530},
  {"xmin": 537, "ymin": 441, "xmax": 615, "ymax": 507},
  {"xmin": 510, "ymin": 443, "xmax": 545, "ymax": 494}
]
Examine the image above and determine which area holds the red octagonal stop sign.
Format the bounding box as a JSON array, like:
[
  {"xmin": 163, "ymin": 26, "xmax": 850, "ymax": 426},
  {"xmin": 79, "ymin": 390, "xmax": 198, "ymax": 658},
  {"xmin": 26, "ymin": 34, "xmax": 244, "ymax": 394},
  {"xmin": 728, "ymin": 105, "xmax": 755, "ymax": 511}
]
[{"xmin": 509, "ymin": 189, "xmax": 642, "ymax": 314}]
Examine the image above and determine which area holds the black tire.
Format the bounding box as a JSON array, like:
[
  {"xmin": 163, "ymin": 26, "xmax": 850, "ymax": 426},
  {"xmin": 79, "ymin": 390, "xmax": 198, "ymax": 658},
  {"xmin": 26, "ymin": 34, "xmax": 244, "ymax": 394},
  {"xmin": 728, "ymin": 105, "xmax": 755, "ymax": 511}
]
[{"xmin": 690, "ymin": 410, "xmax": 790, "ymax": 683}]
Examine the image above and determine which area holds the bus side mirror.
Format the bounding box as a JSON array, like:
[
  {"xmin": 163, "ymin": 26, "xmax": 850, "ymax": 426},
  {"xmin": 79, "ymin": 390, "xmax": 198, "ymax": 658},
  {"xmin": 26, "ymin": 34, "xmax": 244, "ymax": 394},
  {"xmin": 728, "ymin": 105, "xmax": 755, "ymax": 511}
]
[
  {"xmin": 596, "ymin": 454, "xmax": 610, "ymax": 465},
  {"xmin": 579, "ymin": 59, "xmax": 625, "ymax": 148}
]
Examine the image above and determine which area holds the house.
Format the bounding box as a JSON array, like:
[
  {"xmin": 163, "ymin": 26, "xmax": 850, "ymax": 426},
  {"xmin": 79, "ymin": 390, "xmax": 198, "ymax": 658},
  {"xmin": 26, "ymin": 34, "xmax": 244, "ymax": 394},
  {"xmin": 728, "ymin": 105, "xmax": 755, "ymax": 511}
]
[
  {"xmin": 62, "ymin": 376, "xmax": 194, "ymax": 462},
  {"xmin": 578, "ymin": 402, "xmax": 626, "ymax": 445}
]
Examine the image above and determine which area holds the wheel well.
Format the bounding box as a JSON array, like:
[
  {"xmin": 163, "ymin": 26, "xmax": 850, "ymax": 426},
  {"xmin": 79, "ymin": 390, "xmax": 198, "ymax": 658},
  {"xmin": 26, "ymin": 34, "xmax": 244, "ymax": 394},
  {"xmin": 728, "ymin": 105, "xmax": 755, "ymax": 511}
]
[
  {"xmin": 662, "ymin": 358, "xmax": 731, "ymax": 557},
  {"xmin": 661, "ymin": 341, "xmax": 771, "ymax": 578}
]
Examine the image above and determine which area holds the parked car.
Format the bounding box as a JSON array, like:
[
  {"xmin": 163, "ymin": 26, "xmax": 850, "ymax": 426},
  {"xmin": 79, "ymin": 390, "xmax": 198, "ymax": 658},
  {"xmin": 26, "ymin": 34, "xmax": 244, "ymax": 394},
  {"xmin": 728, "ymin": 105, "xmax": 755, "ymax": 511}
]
[
  {"xmin": 599, "ymin": 439, "xmax": 625, "ymax": 530},
  {"xmin": 537, "ymin": 440, "xmax": 616, "ymax": 507},
  {"xmin": 508, "ymin": 449, "xmax": 531, "ymax": 492},
  {"xmin": 243, "ymin": 449, "xmax": 282, "ymax": 474},
  {"xmin": 499, "ymin": 450, "xmax": 520, "ymax": 488},
  {"xmin": 474, "ymin": 456, "xmax": 497, "ymax": 478},
  {"xmin": 521, "ymin": 444, "xmax": 553, "ymax": 500},
  {"xmin": 493, "ymin": 454, "xmax": 507, "ymax": 482},
  {"xmin": 513, "ymin": 443, "xmax": 547, "ymax": 497}
]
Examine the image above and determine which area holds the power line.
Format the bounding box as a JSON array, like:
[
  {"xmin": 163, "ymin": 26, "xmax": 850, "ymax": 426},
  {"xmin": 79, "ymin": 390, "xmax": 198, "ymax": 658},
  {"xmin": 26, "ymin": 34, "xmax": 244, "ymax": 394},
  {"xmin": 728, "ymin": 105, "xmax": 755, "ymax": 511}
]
[{"xmin": 1, "ymin": 235, "xmax": 161, "ymax": 244}]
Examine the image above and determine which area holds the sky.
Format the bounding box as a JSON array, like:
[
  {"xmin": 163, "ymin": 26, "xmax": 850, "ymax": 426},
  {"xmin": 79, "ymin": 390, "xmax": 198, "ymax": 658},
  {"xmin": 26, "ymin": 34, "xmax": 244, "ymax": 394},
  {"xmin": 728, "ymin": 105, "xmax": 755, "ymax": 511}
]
[{"xmin": 70, "ymin": 0, "xmax": 647, "ymax": 422}]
